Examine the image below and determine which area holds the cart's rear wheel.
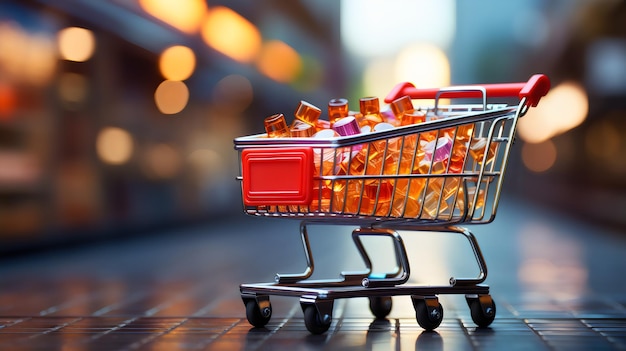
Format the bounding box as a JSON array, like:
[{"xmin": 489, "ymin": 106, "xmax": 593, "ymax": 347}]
[
  {"xmin": 413, "ymin": 298, "xmax": 443, "ymax": 331},
  {"xmin": 303, "ymin": 305, "xmax": 332, "ymax": 334},
  {"xmin": 467, "ymin": 295, "xmax": 496, "ymax": 328},
  {"xmin": 369, "ymin": 296, "xmax": 393, "ymax": 319},
  {"xmin": 245, "ymin": 299, "xmax": 272, "ymax": 328}
]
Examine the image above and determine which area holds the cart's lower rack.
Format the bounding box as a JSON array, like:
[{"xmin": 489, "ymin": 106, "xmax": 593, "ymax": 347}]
[
  {"xmin": 239, "ymin": 223, "xmax": 496, "ymax": 334},
  {"xmin": 241, "ymin": 282, "xmax": 495, "ymax": 334}
]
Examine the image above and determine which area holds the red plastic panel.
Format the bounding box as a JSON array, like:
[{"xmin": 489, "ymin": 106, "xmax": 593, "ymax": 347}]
[{"xmin": 242, "ymin": 147, "xmax": 314, "ymax": 205}]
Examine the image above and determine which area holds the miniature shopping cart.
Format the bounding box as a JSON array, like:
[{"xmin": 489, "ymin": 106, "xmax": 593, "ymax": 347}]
[{"xmin": 234, "ymin": 74, "xmax": 550, "ymax": 334}]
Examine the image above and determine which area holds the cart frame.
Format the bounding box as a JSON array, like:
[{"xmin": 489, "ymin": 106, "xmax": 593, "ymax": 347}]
[{"xmin": 234, "ymin": 74, "xmax": 550, "ymax": 334}]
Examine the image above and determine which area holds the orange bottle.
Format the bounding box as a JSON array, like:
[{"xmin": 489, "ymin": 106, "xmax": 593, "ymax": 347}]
[
  {"xmin": 358, "ymin": 97, "xmax": 384, "ymax": 128},
  {"xmin": 264, "ymin": 113, "xmax": 291, "ymax": 138}
]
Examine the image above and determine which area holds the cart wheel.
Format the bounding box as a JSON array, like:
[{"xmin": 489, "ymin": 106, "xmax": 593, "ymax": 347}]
[
  {"xmin": 245, "ymin": 299, "xmax": 272, "ymax": 328},
  {"xmin": 303, "ymin": 305, "xmax": 332, "ymax": 334},
  {"xmin": 467, "ymin": 295, "xmax": 496, "ymax": 328},
  {"xmin": 414, "ymin": 299, "xmax": 443, "ymax": 331},
  {"xmin": 369, "ymin": 296, "xmax": 393, "ymax": 319}
]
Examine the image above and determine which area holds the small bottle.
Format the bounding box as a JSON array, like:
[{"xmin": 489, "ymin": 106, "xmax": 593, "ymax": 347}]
[
  {"xmin": 328, "ymin": 98, "xmax": 349, "ymax": 125},
  {"xmin": 290, "ymin": 120, "xmax": 315, "ymax": 137},
  {"xmin": 402, "ymin": 110, "xmax": 427, "ymax": 126},
  {"xmin": 264, "ymin": 113, "xmax": 291, "ymax": 138},
  {"xmin": 358, "ymin": 97, "xmax": 384, "ymax": 128},
  {"xmin": 294, "ymin": 100, "xmax": 321, "ymax": 127},
  {"xmin": 332, "ymin": 116, "xmax": 361, "ymax": 137},
  {"xmin": 390, "ymin": 95, "xmax": 414, "ymax": 126}
]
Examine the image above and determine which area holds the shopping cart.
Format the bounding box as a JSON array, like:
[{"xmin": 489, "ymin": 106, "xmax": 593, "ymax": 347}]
[{"xmin": 234, "ymin": 74, "xmax": 550, "ymax": 334}]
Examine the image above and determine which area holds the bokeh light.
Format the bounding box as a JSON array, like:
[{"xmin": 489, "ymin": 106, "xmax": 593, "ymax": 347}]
[
  {"xmin": 58, "ymin": 72, "xmax": 88, "ymax": 105},
  {"xmin": 159, "ymin": 45, "xmax": 195, "ymax": 81},
  {"xmin": 395, "ymin": 43, "xmax": 450, "ymax": 89},
  {"xmin": 96, "ymin": 127, "xmax": 134, "ymax": 165},
  {"xmin": 255, "ymin": 40, "xmax": 302, "ymax": 83},
  {"xmin": 0, "ymin": 22, "xmax": 56, "ymax": 86},
  {"xmin": 154, "ymin": 80, "xmax": 189, "ymax": 114},
  {"xmin": 521, "ymin": 140, "xmax": 557, "ymax": 173},
  {"xmin": 518, "ymin": 81, "xmax": 588, "ymax": 144},
  {"xmin": 201, "ymin": 6, "xmax": 262, "ymax": 63},
  {"xmin": 363, "ymin": 58, "xmax": 396, "ymax": 103},
  {"xmin": 0, "ymin": 82, "xmax": 17, "ymax": 120},
  {"xmin": 341, "ymin": 0, "xmax": 455, "ymax": 57},
  {"xmin": 188, "ymin": 148, "xmax": 223, "ymax": 179},
  {"xmin": 57, "ymin": 27, "xmax": 95, "ymax": 62},
  {"xmin": 211, "ymin": 74, "xmax": 254, "ymax": 113},
  {"xmin": 143, "ymin": 143, "xmax": 182, "ymax": 179},
  {"xmin": 139, "ymin": 0, "xmax": 207, "ymax": 33}
]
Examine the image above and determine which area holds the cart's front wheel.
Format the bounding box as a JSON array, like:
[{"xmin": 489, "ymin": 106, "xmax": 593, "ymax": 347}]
[
  {"xmin": 369, "ymin": 296, "xmax": 393, "ymax": 319},
  {"xmin": 245, "ymin": 299, "xmax": 272, "ymax": 328},
  {"xmin": 303, "ymin": 305, "xmax": 332, "ymax": 334},
  {"xmin": 413, "ymin": 297, "xmax": 443, "ymax": 331},
  {"xmin": 467, "ymin": 295, "xmax": 496, "ymax": 328}
]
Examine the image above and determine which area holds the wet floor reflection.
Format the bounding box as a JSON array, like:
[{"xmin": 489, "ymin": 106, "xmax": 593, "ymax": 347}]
[{"xmin": 0, "ymin": 198, "xmax": 625, "ymax": 350}]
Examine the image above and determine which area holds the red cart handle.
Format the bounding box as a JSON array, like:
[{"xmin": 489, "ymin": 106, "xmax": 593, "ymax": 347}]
[{"xmin": 384, "ymin": 74, "xmax": 550, "ymax": 108}]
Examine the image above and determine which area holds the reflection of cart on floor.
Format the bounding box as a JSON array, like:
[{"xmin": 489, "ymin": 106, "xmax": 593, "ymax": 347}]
[{"xmin": 234, "ymin": 74, "xmax": 550, "ymax": 334}]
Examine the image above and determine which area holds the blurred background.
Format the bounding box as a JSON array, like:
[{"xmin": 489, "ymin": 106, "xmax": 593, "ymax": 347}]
[{"xmin": 0, "ymin": 0, "xmax": 624, "ymax": 254}]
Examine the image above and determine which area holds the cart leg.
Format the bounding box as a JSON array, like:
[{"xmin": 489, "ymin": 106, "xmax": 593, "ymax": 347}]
[
  {"xmin": 300, "ymin": 297, "xmax": 334, "ymax": 334},
  {"xmin": 445, "ymin": 226, "xmax": 488, "ymax": 286},
  {"xmin": 353, "ymin": 228, "xmax": 411, "ymax": 288},
  {"xmin": 274, "ymin": 222, "xmax": 315, "ymax": 284}
]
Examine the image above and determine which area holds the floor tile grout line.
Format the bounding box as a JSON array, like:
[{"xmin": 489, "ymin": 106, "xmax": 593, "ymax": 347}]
[
  {"xmin": 123, "ymin": 317, "xmax": 190, "ymax": 351},
  {"xmin": 25, "ymin": 316, "xmax": 84, "ymax": 345},
  {"xmin": 245, "ymin": 303, "xmax": 301, "ymax": 351},
  {"xmin": 457, "ymin": 317, "xmax": 480, "ymax": 351}
]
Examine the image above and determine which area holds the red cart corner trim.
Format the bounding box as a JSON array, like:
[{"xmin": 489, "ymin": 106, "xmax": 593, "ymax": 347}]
[{"xmin": 242, "ymin": 147, "xmax": 314, "ymax": 206}]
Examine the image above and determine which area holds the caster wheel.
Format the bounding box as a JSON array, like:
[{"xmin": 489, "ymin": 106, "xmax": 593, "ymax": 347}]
[
  {"xmin": 369, "ymin": 296, "xmax": 393, "ymax": 319},
  {"xmin": 245, "ymin": 299, "xmax": 272, "ymax": 328},
  {"xmin": 414, "ymin": 299, "xmax": 443, "ymax": 331},
  {"xmin": 468, "ymin": 295, "xmax": 496, "ymax": 328},
  {"xmin": 303, "ymin": 305, "xmax": 332, "ymax": 335}
]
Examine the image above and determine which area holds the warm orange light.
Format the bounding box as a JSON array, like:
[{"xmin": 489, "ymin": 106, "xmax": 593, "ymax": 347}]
[
  {"xmin": 521, "ymin": 140, "xmax": 557, "ymax": 173},
  {"xmin": 139, "ymin": 0, "xmax": 207, "ymax": 33},
  {"xmin": 144, "ymin": 143, "xmax": 182, "ymax": 179},
  {"xmin": 256, "ymin": 40, "xmax": 302, "ymax": 83},
  {"xmin": 154, "ymin": 80, "xmax": 189, "ymax": 114},
  {"xmin": 1, "ymin": 22, "xmax": 57, "ymax": 86},
  {"xmin": 159, "ymin": 45, "xmax": 195, "ymax": 81},
  {"xmin": 96, "ymin": 127, "xmax": 134, "ymax": 165},
  {"xmin": 201, "ymin": 6, "xmax": 262, "ymax": 63},
  {"xmin": 58, "ymin": 27, "xmax": 95, "ymax": 62},
  {"xmin": 518, "ymin": 81, "xmax": 588, "ymax": 144},
  {"xmin": 0, "ymin": 82, "xmax": 16, "ymax": 120}
]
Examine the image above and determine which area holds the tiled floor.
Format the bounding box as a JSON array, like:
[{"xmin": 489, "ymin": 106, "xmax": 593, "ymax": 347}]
[{"xmin": 1, "ymin": 196, "xmax": 625, "ymax": 350}]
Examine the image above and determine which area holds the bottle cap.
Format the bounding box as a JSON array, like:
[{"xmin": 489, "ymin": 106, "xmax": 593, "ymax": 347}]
[
  {"xmin": 313, "ymin": 128, "xmax": 339, "ymax": 138},
  {"xmin": 332, "ymin": 116, "xmax": 361, "ymax": 136},
  {"xmin": 373, "ymin": 122, "xmax": 394, "ymax": 132}
]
